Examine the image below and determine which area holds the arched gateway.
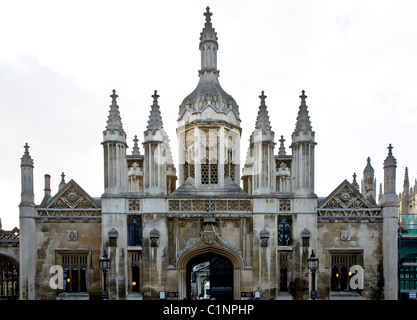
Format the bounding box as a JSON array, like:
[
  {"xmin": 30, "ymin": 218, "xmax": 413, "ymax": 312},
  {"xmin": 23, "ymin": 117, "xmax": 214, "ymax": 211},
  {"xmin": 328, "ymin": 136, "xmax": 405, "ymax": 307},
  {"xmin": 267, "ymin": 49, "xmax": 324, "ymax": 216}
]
[
  {"xmin": 177, "ymin": 240, "xmax": 243, "ymax": 300},
  {"xmin": 187, "ymin": 253, "xmax": 233, "ymax": 300}
]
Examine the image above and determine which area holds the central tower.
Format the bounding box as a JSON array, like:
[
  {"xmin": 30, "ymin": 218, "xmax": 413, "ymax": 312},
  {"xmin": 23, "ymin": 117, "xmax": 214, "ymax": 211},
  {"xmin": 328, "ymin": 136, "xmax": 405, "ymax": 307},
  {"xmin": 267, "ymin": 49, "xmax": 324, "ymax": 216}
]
[{"xmin": 177, "ymin": 7, "xmax": 241, "ymax": 189}]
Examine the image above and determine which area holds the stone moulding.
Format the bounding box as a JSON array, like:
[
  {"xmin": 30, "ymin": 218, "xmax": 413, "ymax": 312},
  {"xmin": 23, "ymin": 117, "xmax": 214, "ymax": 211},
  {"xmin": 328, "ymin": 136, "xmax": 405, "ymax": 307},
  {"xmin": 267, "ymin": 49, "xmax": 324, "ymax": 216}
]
[
  {"xmin": 168, "ymin": 199, "xmax": 252, "ymax": 212},
  {"xmin": 37, "ymin": 209, "xmax": 101, "ymax": 223},
  {"xmin": 317, "ymin": 207, "xmax": 381, "ymax": 223}
]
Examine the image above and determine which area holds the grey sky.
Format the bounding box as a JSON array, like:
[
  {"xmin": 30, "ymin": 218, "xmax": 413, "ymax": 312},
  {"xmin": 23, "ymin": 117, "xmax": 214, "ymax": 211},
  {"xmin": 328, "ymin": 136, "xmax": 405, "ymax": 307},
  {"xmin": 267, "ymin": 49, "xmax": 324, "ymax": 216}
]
[{"xmin": 1, "ymin": 0, "xmax": 416, "ymax": 229}]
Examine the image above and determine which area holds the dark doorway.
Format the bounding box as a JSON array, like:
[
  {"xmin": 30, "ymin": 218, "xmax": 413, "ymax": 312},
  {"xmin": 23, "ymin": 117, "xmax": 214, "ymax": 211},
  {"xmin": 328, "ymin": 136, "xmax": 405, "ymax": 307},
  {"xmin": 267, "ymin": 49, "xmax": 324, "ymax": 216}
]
[{"xmin": 187, "ymin": 253, "xmax": 233, "ymax": 300}]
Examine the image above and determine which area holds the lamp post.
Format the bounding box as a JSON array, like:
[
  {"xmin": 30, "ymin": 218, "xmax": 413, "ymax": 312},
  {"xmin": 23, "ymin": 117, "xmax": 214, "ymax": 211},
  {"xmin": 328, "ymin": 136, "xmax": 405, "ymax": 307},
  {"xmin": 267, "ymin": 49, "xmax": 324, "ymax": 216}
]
[
  {"xmin": 99, "ymin": 249, "xmax": 111, "ymax": 300},
  {"xmin": 307, "ymin": 249, "xmax": 319, "ymax": 300}
]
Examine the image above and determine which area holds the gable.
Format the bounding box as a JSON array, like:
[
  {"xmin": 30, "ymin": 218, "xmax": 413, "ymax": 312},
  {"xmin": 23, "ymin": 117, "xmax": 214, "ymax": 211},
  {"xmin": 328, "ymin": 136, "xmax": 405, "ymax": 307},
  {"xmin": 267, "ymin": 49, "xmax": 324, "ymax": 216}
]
[
  {"xmin": 319, "ymin": 180, "xmax": 375, "ymax": 210},
  {"xmin": 45, "ymin": 180, "xmax": 100, "ymax": 209},
  {"xmin": 317, "ymin": 180, "xmax": 381, "ymax": 222}
]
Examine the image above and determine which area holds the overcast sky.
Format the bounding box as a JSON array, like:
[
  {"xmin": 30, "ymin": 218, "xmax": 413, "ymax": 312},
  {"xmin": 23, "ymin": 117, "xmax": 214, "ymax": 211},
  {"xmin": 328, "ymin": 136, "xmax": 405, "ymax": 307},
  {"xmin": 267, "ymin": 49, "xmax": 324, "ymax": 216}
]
[{"xmin": 0, "ymin": 0, "xmax": 416, "ymax": 230}]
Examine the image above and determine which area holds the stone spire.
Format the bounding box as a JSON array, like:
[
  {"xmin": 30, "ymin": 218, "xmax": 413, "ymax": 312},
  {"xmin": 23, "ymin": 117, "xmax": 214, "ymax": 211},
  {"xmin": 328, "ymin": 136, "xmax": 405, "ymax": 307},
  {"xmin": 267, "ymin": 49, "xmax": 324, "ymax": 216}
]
[
  {"xmin": 105, "ymin": 90, "xmax": 125, "ymax": 135},
  {"xmin": 145, "ymin": 90, "xmax": 164, "ymax": 134},
  {"xmin": 291, "ymin": 90, "xmax": 316, "ymax": 196},
  {"xmin": 278, "ymin": 135, "xmax": 286, "ymax": 156},
  {"xmin": 132, "ymin": 135, "xmax": 141, "ymax": 155},
  {"xmin": 403, "ymin": 167, "xmax": 410, "ymax": 194},
  {"xmin": 253, "ymin": 91, "xmax": 274, "ymax": 143},
  {"xmin": 293, "ymin": 90, "xmax": 313, "ymax": 137},
  {"xmin": 20, "ymin": 143, "xmax": 34, "ymax": 205},
  {"xmin": 199, "ymin": 6, "xmax": 218, "ymax": 72},
  {"xmin": 178, "ymin": 7, "xmax": 240, "ymax": 125},
  {"xmin": 378, "ymin": 183, "xmax": 383, "ymax": 205},
  {"xmin": 383, "ymin": 144, "xmax": 397, "ymax": 196}
]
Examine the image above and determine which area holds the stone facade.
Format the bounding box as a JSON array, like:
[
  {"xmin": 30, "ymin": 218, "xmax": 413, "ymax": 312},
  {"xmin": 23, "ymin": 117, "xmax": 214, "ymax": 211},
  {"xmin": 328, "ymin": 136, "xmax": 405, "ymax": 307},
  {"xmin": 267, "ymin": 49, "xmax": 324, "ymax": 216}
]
[{"xmin": 2, "ymin": 7, "xmax": 402, "ymax": 300}]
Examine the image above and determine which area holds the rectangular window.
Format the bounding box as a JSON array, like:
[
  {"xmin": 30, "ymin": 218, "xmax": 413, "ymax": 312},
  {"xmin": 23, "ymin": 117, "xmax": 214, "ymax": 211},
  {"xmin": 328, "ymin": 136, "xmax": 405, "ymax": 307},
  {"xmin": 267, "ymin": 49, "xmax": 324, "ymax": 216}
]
[
  {"xmin": 62, "ymin": 254, "xmax": 88, "ymax": 292},
  {"xmin": 128, "ymin": 216, "xmax": 143, "ymax": 247},
  {"xmin": 330, "ymin": 251, "xmax": 362, "ymax": 292}
]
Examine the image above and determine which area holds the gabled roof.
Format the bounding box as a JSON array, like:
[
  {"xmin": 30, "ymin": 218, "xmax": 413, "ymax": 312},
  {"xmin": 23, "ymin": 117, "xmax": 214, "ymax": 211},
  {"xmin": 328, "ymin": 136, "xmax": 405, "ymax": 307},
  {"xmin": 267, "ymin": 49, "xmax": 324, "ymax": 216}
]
[
  {"xmin": 318, "ymin": 179, "xmax": 378, "ymax": 210},
  {"xmin": 43, "ymin": 179, "xmax": 101, "ymax": 209}
]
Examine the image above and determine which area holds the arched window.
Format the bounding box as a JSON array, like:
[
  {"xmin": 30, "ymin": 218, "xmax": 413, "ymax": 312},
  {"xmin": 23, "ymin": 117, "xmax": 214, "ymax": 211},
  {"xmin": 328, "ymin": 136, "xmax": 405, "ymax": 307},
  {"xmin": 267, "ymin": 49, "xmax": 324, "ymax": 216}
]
[
  {"xmin": 0, "ymin": 255, "xmax": 19, "ymax": 300},
  {"xmin": 128, "ymin": 216, "xmax": 142, "ymax": 247}
]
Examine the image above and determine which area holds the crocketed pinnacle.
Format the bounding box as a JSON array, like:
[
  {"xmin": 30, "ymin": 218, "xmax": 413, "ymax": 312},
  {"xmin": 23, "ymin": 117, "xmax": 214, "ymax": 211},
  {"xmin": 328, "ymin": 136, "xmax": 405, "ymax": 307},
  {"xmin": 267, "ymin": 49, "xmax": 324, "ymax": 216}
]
[
  {"xmin": 363, "ymin": 157, "xmax": 374, "ymax": 175},
  {"xmin": 293, "ymin": 90, "xmax": 313, "ymax": 136},
  {"xmin": 200, "ymin": 7, "xmax": 218, "ymax": 45},
  {"xmin": 404, "ymin": 167, "xmax": 410, "ymax": 192},
  {"xmin": 254, "ymin": 91, "xmax": 273, "ymax": 135},
  {"xmin": 105, "ymin": 89, "xmax": 125, "ymax": 134},
  {"xmin": 146, "ymin": 90, "xmax": 164, "ymax": 133},
  {"xmin": 132, "ymin": 135, "xmax": 141, "ymax": 155},
  {"xmin": 278, "ymin": 136, "xmax": 286, "ymax": 156}
]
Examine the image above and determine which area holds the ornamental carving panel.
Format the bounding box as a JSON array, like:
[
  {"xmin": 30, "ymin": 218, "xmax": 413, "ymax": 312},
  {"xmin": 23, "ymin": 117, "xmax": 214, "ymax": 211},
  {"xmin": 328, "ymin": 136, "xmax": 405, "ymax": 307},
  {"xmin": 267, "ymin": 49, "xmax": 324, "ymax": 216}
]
[
  {"xmin": 128, "ymin": 199, "xmax": 141, "ymax": 212},
  {"xmin": 168, "ymin": 199, "xmax": 251, "ymax": 212},
  {"xmin": 279, "ymin": 200, "xmax": 291, "ymax": 211}
]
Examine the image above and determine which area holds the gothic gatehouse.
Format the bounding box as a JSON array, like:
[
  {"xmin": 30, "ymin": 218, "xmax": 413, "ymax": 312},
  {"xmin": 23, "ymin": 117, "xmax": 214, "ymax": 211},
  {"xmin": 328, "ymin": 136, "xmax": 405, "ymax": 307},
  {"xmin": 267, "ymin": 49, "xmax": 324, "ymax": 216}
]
[{"xmin": 1, "ymin": 7, "xmax": 403, "ymax": 300}]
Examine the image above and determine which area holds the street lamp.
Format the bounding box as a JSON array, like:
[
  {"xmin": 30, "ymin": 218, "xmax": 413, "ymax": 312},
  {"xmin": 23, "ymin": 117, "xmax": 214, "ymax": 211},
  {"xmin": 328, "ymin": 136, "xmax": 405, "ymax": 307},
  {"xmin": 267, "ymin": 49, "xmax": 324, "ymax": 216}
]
[
  {"xmin": 99, "ymin": 249, "xmax": 111, "ymax": 300},
  {"xmin": 307, "ymin": 250, "xmax": 319, "ymax": 300}
]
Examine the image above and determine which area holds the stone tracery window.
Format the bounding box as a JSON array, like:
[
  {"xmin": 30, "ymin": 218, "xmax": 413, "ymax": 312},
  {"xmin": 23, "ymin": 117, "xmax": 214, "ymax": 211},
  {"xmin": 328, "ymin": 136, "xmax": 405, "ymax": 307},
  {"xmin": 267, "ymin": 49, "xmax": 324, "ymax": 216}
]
[
  {"xmin": 0, "ymin": 255, "xmax": 18, "ymax": 300},
  {"xmin": 128, "ymin": 216, "xmax": 142, "ymax": 247},
  {"xmin": 278, "ymin": 217, "xmax": 291, "ymax": 246}
]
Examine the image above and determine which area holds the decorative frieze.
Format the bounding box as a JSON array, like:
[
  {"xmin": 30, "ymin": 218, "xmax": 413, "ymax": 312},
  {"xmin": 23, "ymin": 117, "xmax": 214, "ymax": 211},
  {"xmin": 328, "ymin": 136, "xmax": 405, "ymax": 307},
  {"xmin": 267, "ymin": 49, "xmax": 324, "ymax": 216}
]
[
  {"xmin": 37, "ymin": 209, "xmax": 101, "ymax": 222},
  {"xmin": 168, "ymin": 199, "xmax": 251, "ymax": 212}
]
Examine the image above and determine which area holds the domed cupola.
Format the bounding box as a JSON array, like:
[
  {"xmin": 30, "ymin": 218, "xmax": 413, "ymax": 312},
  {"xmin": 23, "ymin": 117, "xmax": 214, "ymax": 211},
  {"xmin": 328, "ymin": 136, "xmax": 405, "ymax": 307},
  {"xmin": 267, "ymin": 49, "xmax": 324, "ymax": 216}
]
[
  {"xmin": 176, "ymin": 7, "xmax": 242, "ymax": 189},
  {"xmin": 178, "ymin": 7, "xmax": 240, "ymax": 127}
]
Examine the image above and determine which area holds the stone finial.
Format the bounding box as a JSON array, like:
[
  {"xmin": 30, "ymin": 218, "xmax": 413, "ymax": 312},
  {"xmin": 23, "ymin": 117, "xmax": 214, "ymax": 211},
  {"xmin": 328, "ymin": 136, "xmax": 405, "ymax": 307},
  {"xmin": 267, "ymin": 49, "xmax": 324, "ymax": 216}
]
[
  {"xmin": 200, "ymin": 6, "xmax": 218, "ymax": 43},
  {"xmin": 110, "ymin": 89, "xmax": 118, "ymax": 103},
  {"xmin": 204, "ymin": 6, "xmax": 212, "ymax": 24},
  {"xmin": 299, "ymin": 90, "xmax": 307, "ymax": 104},
  {"xmin": 59, "ymin": 172, "xmax": 66, "ymax": 190},
  {"xmin": 21, "ymin": 143, "xmax": 34, "ymax": 167},
  {"xmin": 24, "ymin": 142, "xmax": 30, "ymax": 155},
  {"xmin": 352, "ymin": 172, "xmax": 360, "ymax": 190},
  {"xmin": 132, "ymin": 135, "xmax": 141, "ymax": 155},
  {"xmin": 278, "ymin": 135, "xmax": 286, "ymax": 156},
  {"xmin": 383, "ymin": 143, "xmax": 397, "ymax": 168}
]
